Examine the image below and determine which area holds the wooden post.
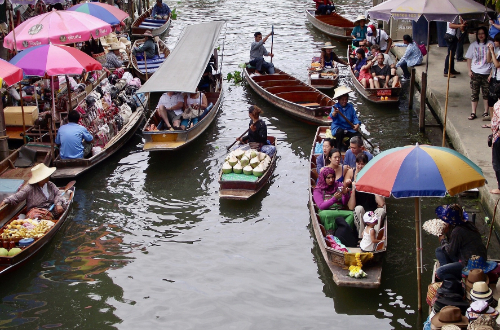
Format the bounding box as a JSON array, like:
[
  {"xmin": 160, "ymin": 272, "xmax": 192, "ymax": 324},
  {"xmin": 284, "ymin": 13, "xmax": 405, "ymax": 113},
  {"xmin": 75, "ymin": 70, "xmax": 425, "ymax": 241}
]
[
  {"xmin": 138, "ymin": 0, "xmax": 142, "ymax": 16},
  {"xmin": 415, "ymin": 197, "xmax": 422, "ymax": 311},
  {"xmin": 0, "ymin": 93, "xmax": 9, "ymax": 161},
  {"xmin": 18, "ymin": 83, "xmax": 26, "ymax": 145},
  {"xmin": 408, "ymin": 68, "xmax": 416, "ymax": 110},
  {"xmin": 419, "ymin": 72, "xmax": 427, "ymax": 133}
]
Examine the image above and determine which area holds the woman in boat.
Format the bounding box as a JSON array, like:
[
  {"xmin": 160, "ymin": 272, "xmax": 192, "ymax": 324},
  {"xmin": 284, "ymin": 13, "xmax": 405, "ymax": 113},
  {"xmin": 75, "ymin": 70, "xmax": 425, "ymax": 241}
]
[
  {"xmin": 351, "ymin": 15, "xmax": 368, "ymax": 47},
  {"xmin": 321, "ymin": 148, "xmax": 352, "ymax": 184},
  {"xmin": 316, "ymin": 138, "xmax": 333, "ymax": 173},
  {"xmin": 181, "ymin": 89, "xmax": 208, "ymax": 129},
  {"xmin": 320, "ymin": 42, "xmax": 348, "ymax": 69},
  {"xmin": 348, "ymin": 153, "xmax": 386, "ymax": 238},
  {"xmin": 357, "ymin": 52, "xmax": 375, "ymax": 89},
  {"xmin": 0, "ymin": 164, "xmax": 68, "ymax": 220},
  {"xmin": 313, "ymin": 166, "xmax": 354, "ymax": 235},
  {"xmin": 435, "ymin": 204, "xmax": 487, "ymax": 281},
  {"xmin": 238, "ymin": 105, "xmax": 268, "ymax": 145}
]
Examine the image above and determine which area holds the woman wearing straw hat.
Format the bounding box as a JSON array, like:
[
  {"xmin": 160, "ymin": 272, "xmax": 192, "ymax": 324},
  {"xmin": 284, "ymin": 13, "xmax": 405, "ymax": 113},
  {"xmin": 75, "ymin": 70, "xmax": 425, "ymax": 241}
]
[
  {"xmin": 351, "ymin": 15, "xmax": 368, "ymax": 47},
  {"xmin": 320, "ymin": 42, "xmax": 348, "ymax": 69},
  {"xmin": 329, "ymin": 85, "xmax": 362, "ymax": 152},
  {"xmin": 0, "ymin": 164, "xmax": 67, "ymax": 220},
  {"xmin": 132, "ymin": 30, "xmax": 156, "ymax": 60}
]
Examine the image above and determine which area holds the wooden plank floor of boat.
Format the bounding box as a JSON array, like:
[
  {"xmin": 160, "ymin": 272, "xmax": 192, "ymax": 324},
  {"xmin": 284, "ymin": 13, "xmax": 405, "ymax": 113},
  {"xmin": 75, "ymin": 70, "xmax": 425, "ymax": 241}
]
[
  {"xmin": 219, "ymin": 189, "xmax": 255, "ymax": 200},
  {"xmin": 331, "ymin": 263, "xmax": 382, "ymax": 288}
]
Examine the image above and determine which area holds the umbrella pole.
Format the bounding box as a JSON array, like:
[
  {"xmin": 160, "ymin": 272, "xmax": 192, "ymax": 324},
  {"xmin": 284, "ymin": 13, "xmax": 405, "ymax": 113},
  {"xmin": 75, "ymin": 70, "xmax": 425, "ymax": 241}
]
[
  {"xmin": 18, "ymin": 82, "xmax": 26, "ymax": 145},
  {"xmin": 50, "ymin": 76, "xmax": 55, "ymax": 162},
  {"xmin": 8, "ymin": 4, "xmax": 18, "ymax": 54},
  {"xmin": 415, "ymin": 197, "xmax": 422, "ymax": 311},
  {"xmin": 65, "ymin": 75, "xmax": 73, "ymax": 113},
  {"xmin": 442, "ymin": 51, "xmax": 452, "ymax": 147}
]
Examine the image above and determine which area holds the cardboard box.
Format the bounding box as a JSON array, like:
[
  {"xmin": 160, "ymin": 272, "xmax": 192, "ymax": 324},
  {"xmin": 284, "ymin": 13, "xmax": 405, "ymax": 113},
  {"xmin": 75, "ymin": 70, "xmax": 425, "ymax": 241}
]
[{"xmin": 4, "ymin": 106, "xmax": 39, "ymax": 126}]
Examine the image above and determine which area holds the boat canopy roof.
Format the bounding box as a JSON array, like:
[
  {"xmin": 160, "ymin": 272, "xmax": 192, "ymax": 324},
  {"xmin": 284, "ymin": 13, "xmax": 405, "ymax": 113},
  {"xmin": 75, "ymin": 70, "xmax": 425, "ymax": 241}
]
[{"xmin": 138, "ymin": 21, "xmax": 225, "ymax": 94}]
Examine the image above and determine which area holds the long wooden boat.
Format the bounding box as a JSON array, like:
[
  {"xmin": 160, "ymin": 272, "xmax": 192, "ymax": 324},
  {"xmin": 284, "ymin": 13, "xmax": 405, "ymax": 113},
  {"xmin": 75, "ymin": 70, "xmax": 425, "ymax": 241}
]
[
  {"xmin": 347, "ymin": 46, "xmax": 401, "ymax": 104},
  {"xmin": 243, "ymin": 67, "xmax": 333, "ymax": 126},
  {"xmin": 131, "ymin": 37, "xmax": 170, "ymax": 82},
  {"xmin": 218, "ymin": 137, "xmax": 277, "ymax": 200},
  {"xmin": 0, "ymin": 186, "xmax": 74, "ymax": 276},
  {"xmin": 308, "ymin": 56, "xmax": 339, "ymax": 90},
  {"xmin": 309, "ymin": 126, "xmax": 387, "ymax": 288},
  {"xmin": 131, "ymin": 8, "xmax": 171, "ymax": 38},
  {"xmin": 139, "ymin": 21, "xmax": 225, "ymax": 151},
  {"xmin": 305, "ymin": 9, "xmax": 354, "ymax": 41}
]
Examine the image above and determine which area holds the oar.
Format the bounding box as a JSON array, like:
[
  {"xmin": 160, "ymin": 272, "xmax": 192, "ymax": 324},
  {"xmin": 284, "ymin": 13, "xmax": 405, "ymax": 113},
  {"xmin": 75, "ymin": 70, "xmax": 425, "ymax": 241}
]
[
  {"xmin": 227, "ymin": 129, "xmax": 250, "ymax": 151},
  {"xmin": 270, "ymin": 25, "xmax": 274, "ymax": 64},
  {"xmin": 326, "ymin": 105, "xmax": 375, "ymax": 150},
  {"xmin": 41, "ymin": 180, "xmax": 76, "ymax": 218}
]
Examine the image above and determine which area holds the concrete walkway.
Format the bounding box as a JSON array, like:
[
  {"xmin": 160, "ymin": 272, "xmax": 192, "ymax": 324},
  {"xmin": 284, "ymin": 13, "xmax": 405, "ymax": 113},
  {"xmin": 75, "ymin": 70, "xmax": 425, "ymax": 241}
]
[{"xmin": 391, "ymin": 45, "xmax": 500, "ymax": 222}]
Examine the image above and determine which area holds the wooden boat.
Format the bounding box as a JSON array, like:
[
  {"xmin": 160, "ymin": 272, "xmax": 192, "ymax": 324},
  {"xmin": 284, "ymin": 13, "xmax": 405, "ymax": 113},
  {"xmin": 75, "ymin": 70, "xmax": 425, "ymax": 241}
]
[
  {"xmin": 0, "ymin": 185, "xmax": 74, "ymax": 276},
  {"xmin": 347, "ymin": 46, "xmax": 402, "ymax": 104},
  {"xmin": 243, "ymin": 67, "xmax": 333, "ymax": 126},
  {"xmin": 131, "ymin": 37, "xmax": 170, "ymax": 82},
  {"xmin": 131, "ymin": 8, "xmax": 171, "ymax": 38},
  {"xmin": 305, "ymin": 9, "xmax": 354, "ymax": 41},
  {"xmin": 308, "ymin": 56, "xmax": 339, "ymax": 90},
  {"xmin": 140, "ymin": 21, "xmax": 225, "ymax": 151},
  {"xmin": 309, "ymin": 126, "xmax": 387, "ymax": 288},
  {"xmin": 218, "ymin": 137, "xmax": 277, "ymax": 200}
]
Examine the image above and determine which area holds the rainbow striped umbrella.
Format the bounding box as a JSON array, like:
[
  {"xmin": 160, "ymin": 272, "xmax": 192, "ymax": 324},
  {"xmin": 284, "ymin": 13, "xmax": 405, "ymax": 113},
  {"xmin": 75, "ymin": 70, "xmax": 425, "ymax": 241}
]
[
  {"xmin": 356, "ymin": 144, "xmax": 485, "ymax": 198},
  {"xmin": 68, "ymin": 3, "xmax": 129, "ymax": 26}
]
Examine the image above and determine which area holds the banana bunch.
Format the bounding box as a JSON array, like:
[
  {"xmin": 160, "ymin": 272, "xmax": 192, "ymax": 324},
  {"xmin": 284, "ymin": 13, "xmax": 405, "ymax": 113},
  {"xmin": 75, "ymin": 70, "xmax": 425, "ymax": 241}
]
[{"xmin": 1, "ymin": 219, "xmax": 55, "ymax": 240}]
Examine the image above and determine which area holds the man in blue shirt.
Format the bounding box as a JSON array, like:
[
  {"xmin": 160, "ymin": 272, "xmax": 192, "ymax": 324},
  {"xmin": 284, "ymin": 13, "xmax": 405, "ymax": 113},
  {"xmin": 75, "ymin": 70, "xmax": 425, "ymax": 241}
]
[
  {"xmin": 151, "ymin": 0, "xmax": 171, "ymax": 19},
  {"xmin": 343, "ymin": 136, "xmax": 372, "ymax": 168},
  {"xmin": 55, "ymin": 110, "xmax": 93, "ymax": 159},
  {"xmin": 329, "ymin": 85, "xmax": 362, "ymax": 152}
]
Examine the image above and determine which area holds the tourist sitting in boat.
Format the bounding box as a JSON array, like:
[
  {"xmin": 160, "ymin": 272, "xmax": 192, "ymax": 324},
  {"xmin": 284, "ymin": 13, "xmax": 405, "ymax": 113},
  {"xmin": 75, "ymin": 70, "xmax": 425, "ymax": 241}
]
[
  {"xmin": 0, "ymin": 164, "xmax": 68, "ymax": 220},
  {"xmin": 132, "ymin": 30, "xmax": 156, "ymax": 60},
  {"xmin": 354, "ymin": 49, "xmax": 375, "ymax": 89},
  {"xmin": 157, "ymin": 91, "xmax": 184, "ymax": 131},
  {"xmin": 370, "ymin": 44, "xmax": 395, "ymax": 73},
  {"xmin": 181, "ymin": 89, "xmax": 208, "ymax": 129},
  {"xmin": 249, "ymin": 31, "xmax": 275, "ymax": 75},
  {"xmin": 371, "ymin": 53, "xmax": 400, "ymax": 88},
  {"xmin": 313, "ymin": 166, "xmax": 354, "ymax": 235},
  {"xmin": 342, "ymin": 136, "xmax": 372, "ymax": 168},
  {"xmin": 321, "ymin": 148, "xmax": 352, "ymax": 186},
  {"xmin": 366, "ymin": 25, "xmax": 392, "ymax": 53},
  {"xmin": 351, "ymin": 15, "xmax": 368, "ymax": 47},
  {"xmin": 392, "ymin": 34, "xmax": 423, "ymax": 80},
  {"xmin": 321, "ymin": 42, "xmax": 348, "ymax": 68},
  {"xmin": 313, "ymin": 0, "xmax": 335, "ymax": 15},
  {"xmin": 348, "ymin": 153, "xmax": 385, "ymax": 238},
  {"xmin": 198, "ymin": 55, "xmax": 217, "ymax": 92},
  {"xmin": 435, "ymin": 204, "xmax": 487, "ymax": 281},
  {"xmin": 237, "ymin": 105, "xmax": 268, "ymax": 145},
  {"xmin": 151, "ymin": 0, "xmax": 171, "ymax": 20},
  {"xmin": 352, "ymin": 48, "xmax": 367, "ymax": 77},
  {"xmin": 104, "ymin": 43, "xmax": 124, "ymax": 70},
  {"xmin": 329, "ymin": 86, "xmax": 362, "ymax": 152},
  {"xmin": 316, "ymin": 138, "xmax": 333, "ymax": 173},
  {"xmin": 55, "ymin": 110, "xmax": 94, "ymax": 160}
]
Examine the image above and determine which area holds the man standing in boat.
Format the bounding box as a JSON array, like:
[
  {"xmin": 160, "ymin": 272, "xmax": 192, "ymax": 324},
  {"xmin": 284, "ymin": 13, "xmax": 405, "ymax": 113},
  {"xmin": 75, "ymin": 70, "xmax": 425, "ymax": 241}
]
[
  {"xmin": 151, "ymin": 0, "xmax": 170, "ymax": 20},
  {"xmin": 249, "ymin": 31, "xmax": 275, "ymax": 75},
  {"xmin": 329, "ymin": 86, "xmax": 362, "ymax": 152}
]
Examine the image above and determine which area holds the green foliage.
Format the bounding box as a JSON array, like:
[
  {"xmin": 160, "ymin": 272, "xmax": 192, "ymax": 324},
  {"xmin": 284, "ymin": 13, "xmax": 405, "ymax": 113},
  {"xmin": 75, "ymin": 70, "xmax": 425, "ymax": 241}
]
[
  {"xmin": 171, "ymin": 8, "xmax": 177, "ymax": 20},
  {"xmin": 486, "ymin": 0, "xmax": 500, "ymax": 14},
  {"xmin": 226, "ymin": 70, "xmax": 243, "ymax": 85}
]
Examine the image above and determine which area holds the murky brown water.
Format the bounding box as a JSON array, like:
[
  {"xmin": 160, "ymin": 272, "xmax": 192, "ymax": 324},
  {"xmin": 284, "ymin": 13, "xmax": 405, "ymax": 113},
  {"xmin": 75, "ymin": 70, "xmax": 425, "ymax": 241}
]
[{"xmin": 0, "ymin": 0, "xmax": 492, "ymax": 329}]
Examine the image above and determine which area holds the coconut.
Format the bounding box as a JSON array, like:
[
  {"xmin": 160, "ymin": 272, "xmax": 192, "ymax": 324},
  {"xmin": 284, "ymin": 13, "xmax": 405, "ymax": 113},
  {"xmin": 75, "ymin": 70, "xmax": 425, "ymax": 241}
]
[
  {"xmin": 7, "ymin": 248, "xmax": 21, "ymax": 256},
  {"xmin": 222, "ymin": 162, "xmax": 233, "ymax": 174},
  {"xmin": 243, "ymin": 165, "xmax": 253, "ymax": 175},
  {"xmin": 253, "ymin": 164, "xmax": 265, "ymax": 177},
  {"xmin": 250, "ymin": 157, "xmax": 260, "ymax": 168},
  {"xmin": 262, "ymin": 159, "xmax": 270, "ymax": 171},
  {"xmin": 233, "ymin": 162, "xmax": 243, "ymax": 174},
  {"xmin": 228, "ymin": 155, "xmax": 238, "ymax": 167},
  {"xmin": 0, "ymin": 248, "xmax": 7, "ymax": 257},
  {"xmin": 233, "ymin": 148, "xmax": 245, "ymax": 159},
  {"xmin": 265, "ymin": 155, "xmax": 271, "ymax": 163},
  {"xmin": 258, "ymin": 152, "xmax": 266, "ymax": 161},
  {"xmin": 249, "ymin": 150, "xmax": 257, "ymax": 159},
  {"xmin": 422, "ymin": 219, "xmax": 447, "ymax": 237},
  {"xmin": 240, "ymin": 156, "xmax": 250, "ymax": 167}
]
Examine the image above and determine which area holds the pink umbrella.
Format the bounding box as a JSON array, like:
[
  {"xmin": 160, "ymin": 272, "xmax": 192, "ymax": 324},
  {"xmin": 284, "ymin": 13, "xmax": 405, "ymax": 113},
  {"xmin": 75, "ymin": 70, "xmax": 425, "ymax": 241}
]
[
  {"xmin": 0, "ymin": 58, "xmax": 23, "ymax": 86},
  {"xmin": 3, "ymin": 10, "xmax": 112, "ymax": 51}
]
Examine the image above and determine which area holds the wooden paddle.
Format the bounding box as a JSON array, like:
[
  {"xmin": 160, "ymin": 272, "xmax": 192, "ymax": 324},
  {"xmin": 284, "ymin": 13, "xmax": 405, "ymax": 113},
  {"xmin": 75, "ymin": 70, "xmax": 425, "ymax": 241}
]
[
  {"xmin": 327, "ymin": 105, "xmax": 375, "ymax": 150},
  {"xmin": 227, "ymin": 129, "xmax": 250, "ymax": 151},
  {"xmin": 41, "ymin": 180, "xmax": 76, "ymax": 218},
  {"xmin": 270, "ymin": 25, "xmax": 274, "ymax": 64}
]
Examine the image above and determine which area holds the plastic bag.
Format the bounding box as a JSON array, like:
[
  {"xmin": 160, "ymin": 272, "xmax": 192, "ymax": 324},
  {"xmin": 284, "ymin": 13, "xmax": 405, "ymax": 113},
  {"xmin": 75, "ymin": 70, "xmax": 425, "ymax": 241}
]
[{"xmin": 314, "ymin": 140, "xmax": 323, "ymax": 154}]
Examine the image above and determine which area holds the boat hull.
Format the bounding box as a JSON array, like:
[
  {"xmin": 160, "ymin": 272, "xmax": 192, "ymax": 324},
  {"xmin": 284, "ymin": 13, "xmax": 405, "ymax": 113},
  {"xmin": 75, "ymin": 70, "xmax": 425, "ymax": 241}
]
[
  {"xmin": 131, "ymin": 38, "xmax": 170, "ymax": 82},
  {"xmin": 131, "ymin": 8, "xmax": 171, "ymax": 37},
  {"xmin": 305, "ymin": 9, "xmax": 354, "ymax": 41}
]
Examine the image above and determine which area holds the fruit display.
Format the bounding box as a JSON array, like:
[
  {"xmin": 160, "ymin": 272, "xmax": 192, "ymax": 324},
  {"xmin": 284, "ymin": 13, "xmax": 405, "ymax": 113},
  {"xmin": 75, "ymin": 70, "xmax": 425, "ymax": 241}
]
[
  {"xmin": 222, "ymin": 149, "xmax": 272, "ymax": 177},
  {"xmin": 1, "ymin": 219, "xmax": 55, "ymax": 240}
]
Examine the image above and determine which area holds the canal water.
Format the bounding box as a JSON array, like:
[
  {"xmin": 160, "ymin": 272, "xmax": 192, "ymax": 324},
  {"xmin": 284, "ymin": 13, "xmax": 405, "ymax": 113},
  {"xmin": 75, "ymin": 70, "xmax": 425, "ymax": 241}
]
[{"xmin": 0, "ymin": 0, "xmax": 494, "ymax": 329}]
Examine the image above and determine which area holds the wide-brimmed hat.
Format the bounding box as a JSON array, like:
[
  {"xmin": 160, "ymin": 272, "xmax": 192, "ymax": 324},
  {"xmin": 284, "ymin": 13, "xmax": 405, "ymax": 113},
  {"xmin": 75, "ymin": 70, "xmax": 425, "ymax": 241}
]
[
  {"xmin": 333, "ymin": 85, "xmax": 352, "ymax": 99},
  {"xmin": 143, "ymin": 30, "xmax": 153, "ymax": 38},
  {"xmin": 470, "ymin": 281, "xmax": 493, "ymax": 301},
  {"xmin": 466, "ymin": 269, "xmax": 490, "ymax": 292},
  {"xmin": 28, "ymin": 163, "xmax": 56, "ymax": 184},
  {"xmin": 435, "ymin": 204, "xmax": 469, "ymax": 225},
  {"xmin": 105, "ymin": 34, "xmax": 119, "ymax": 45},
  {"xmin": 438, "ymin": 280, "xmax": 464, "ymax": 296},
  {"xmin": 119, "ymin": 37, "xmax": 131, "ymax": 47},
  {"xmin": 463, "ymin": 256, "xmax": 498, "ymax": 276},
  {"xmin": 322, "ymin": 41, "xmax": 335, "ymax": 49},
  {"xmin": 354, "ymin": 15, "xmax": 368, "ymax": 24},
  {"xmin": 363, "ymin": 211, "xmax": 378, "ymax": 224},
  {"xmin": 108, "ymin": 42, "xmax": 124, "ymax": 51},
  {"xmin": 431, "ymin": 306, "xmax": 469, "ymax": 329},
  {"xmin": 467, "ymin": 301, "xmax": 498, "ymax": 322}
]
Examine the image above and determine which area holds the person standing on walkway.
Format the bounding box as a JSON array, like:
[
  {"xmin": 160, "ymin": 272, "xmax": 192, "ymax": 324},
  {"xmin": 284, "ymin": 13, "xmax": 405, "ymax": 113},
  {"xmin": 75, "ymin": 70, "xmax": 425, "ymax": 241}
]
[
  {"xmin": 444, "ymin": 21, "xmax": 465, "ymax": 78},
  {"xmin": 491, "ymin": 88, "xmax": 500, "ymax": 194},
  {"xmin": 249, "ymin": 31, "xmax": 275, "ymax": 75},
  {"xmin": 465, "ymin": 27, "xmax": 493, "ymax": 120},
  {"xmin": 486, "ymin": 33, "xmax": 500, "ymax": 123},
  {"xmin": 392, "ymin": 35, "xmax": 423, "ymax": 80}
]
